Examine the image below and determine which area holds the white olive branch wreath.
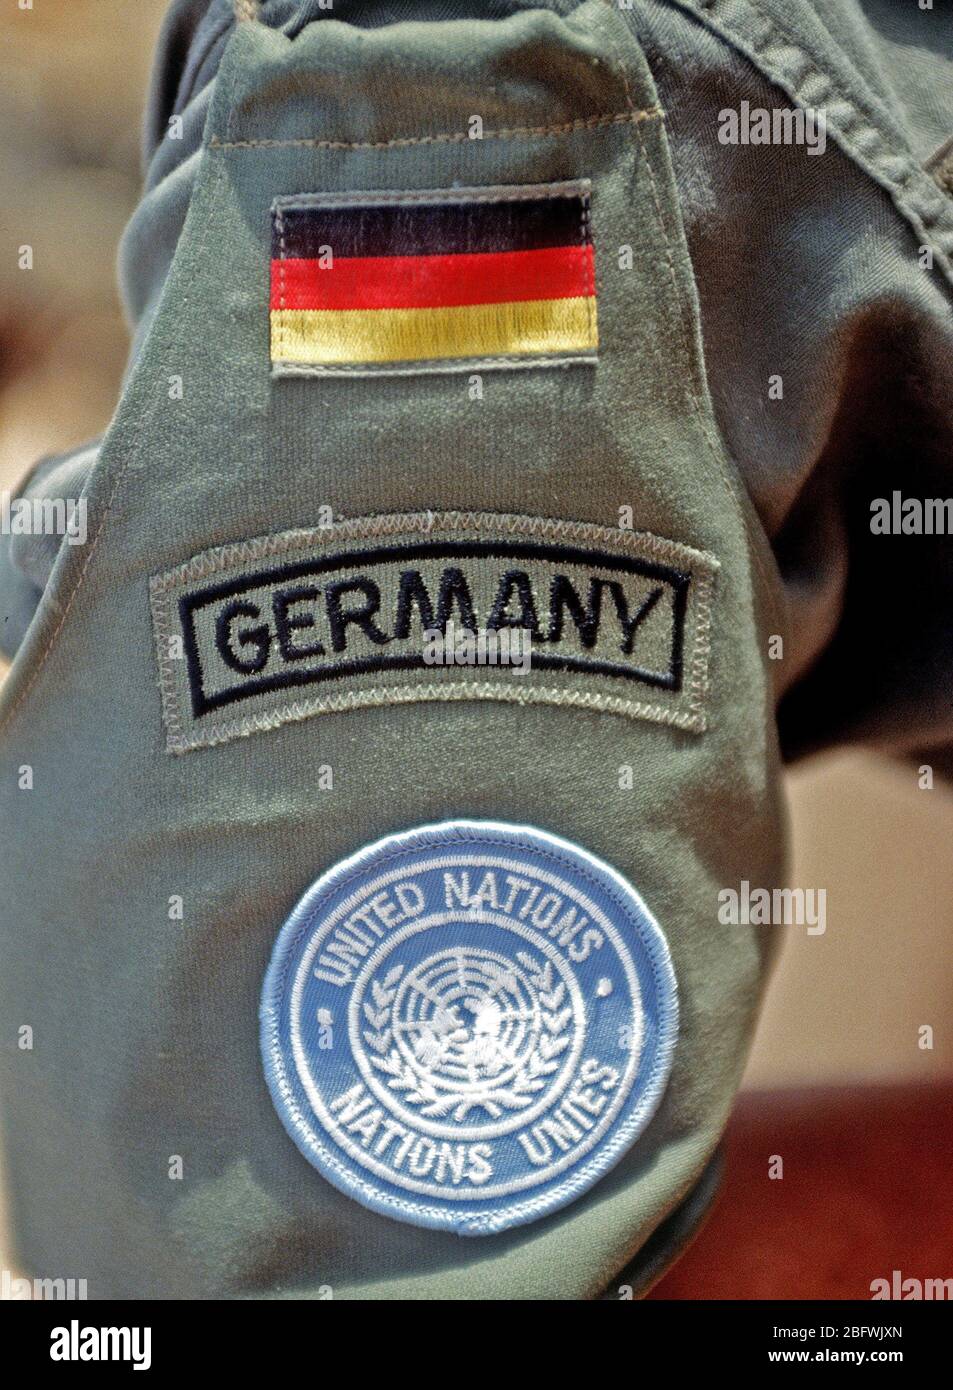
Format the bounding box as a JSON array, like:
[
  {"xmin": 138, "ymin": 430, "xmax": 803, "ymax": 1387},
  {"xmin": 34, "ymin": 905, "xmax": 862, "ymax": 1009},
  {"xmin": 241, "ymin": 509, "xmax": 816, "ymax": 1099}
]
[{"xmin": 362, "ymin": 952, "xmax": 572, "ymax": 1122}]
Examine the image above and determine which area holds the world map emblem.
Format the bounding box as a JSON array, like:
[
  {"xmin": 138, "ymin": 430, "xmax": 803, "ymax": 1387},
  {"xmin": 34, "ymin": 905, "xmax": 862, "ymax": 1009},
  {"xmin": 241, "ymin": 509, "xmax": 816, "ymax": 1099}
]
[{"xmin": 260, "ymin": 821, "xmax": 678, "ymax": 1234}]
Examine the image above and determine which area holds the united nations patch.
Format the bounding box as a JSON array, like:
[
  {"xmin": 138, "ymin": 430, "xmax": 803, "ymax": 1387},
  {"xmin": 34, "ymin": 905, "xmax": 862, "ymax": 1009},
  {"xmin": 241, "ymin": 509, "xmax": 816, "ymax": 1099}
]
[{"xmin": 260, "ymin": 821, "xmax": 678, "ymax": 1234}]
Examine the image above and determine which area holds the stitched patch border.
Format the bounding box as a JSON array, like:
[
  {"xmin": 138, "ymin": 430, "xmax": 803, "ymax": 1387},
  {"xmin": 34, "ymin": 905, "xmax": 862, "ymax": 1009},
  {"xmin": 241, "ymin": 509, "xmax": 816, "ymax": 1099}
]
[
  {"xmin": 270, "ymin": 182, "xmax": 599, "ymax": 377},
  {"xmin": 150, "ymin": 511, "xmax": 718, "ymax": 754}
]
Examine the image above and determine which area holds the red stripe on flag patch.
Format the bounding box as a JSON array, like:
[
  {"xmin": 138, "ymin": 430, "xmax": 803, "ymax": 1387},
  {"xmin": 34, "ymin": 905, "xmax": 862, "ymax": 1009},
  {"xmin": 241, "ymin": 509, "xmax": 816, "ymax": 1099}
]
[{"xmin": 271, "ymin": 244, "xmax": 595, "ymax": 312}]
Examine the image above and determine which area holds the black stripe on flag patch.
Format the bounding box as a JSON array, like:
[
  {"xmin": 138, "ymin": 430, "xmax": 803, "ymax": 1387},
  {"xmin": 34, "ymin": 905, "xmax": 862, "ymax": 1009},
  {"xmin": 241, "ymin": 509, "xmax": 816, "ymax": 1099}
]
[{"xmin": 274, "ymin": 191, "xmax": 591, "ymax": 261}]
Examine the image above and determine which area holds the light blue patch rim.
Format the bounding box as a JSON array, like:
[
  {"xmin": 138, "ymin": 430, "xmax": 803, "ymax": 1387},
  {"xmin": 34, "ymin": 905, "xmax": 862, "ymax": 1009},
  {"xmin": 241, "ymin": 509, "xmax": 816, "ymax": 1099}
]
[{"xmin": 260, "ymin": 820, "xmax": 679, "ymax": 1235}]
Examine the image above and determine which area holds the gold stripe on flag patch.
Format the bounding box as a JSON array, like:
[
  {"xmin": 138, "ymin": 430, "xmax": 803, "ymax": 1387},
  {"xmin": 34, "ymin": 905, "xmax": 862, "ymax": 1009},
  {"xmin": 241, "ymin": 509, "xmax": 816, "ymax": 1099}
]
[
  {"xmin": 270, "ymin": 181, "xmax": 599, "ymax": 377},
  {"xmin": 271, "ymin": 298, "xmax": 596, "ymax": 368}
]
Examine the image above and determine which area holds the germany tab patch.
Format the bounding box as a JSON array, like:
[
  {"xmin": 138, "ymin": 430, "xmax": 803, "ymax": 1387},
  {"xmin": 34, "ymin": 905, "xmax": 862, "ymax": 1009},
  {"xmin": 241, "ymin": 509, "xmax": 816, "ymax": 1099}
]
[
  {"xmin": 270, "ymin": 182, "xmax": 598, "ymax": 376},
  {"xmin": 149, "ymin": 512, "xmax": 718, "ymax": 754}
]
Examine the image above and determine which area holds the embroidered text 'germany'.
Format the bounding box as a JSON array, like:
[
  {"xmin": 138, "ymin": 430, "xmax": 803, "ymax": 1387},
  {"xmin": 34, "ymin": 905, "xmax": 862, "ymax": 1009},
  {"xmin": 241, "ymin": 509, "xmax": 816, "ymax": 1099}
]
[{"xmin": 150, "ymin": 513, "xmax": 718, "ymax": 751}]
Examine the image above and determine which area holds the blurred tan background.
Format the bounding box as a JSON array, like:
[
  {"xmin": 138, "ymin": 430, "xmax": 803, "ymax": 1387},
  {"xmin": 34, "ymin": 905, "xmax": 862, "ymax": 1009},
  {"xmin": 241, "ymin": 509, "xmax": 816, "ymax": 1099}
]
[{"xmin": 1, "ymin": 0, "xmax": 951, "ymax": 1286}]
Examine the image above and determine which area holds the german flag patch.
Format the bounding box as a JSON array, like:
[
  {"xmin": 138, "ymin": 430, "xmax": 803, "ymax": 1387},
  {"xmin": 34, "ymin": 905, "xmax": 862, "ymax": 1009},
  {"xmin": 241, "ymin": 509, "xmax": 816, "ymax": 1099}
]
[{"xmin": 270, "ymin": 181, "xmax": 598, "ymax": 377}]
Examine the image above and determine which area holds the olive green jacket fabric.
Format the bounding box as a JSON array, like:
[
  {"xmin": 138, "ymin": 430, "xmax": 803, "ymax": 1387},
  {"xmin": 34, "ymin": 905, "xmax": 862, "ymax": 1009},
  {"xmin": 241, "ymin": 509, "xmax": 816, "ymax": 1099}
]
[{"xmin": 0, "ymin": 0, "xmax": 949, "ymax": 1299}]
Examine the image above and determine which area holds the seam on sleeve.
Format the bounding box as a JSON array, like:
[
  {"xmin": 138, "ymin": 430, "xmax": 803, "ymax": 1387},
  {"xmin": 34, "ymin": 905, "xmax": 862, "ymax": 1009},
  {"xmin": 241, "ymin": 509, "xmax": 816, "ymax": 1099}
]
[
  {"xmin": 926, "ymin": 135, "xmax": 953, "ymax": 199},
  {"xmin": 602, "ymin": 0, "xmax": 786, "ymax": 644},
  {"xmin": 667, "ymin": 0, "xmax": 953, "ymax": 288},
  {"xmin": 209, "ymin": 108, "xmax": 662, "ymax": 150}
]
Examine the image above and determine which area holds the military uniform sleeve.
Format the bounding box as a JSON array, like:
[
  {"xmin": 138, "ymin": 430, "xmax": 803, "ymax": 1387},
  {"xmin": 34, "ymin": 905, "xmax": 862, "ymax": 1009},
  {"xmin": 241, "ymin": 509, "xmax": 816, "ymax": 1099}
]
[{"xmin": 9, "ymin": 0, "xmax": 947, "ymax": 1300}]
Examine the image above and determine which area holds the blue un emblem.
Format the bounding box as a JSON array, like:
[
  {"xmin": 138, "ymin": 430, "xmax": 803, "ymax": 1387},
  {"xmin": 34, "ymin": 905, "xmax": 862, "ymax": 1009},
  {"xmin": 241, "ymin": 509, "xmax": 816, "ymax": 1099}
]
[{"xmin": 260, "ymin": 820, "xmax": 678, "ymax": 1234}]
